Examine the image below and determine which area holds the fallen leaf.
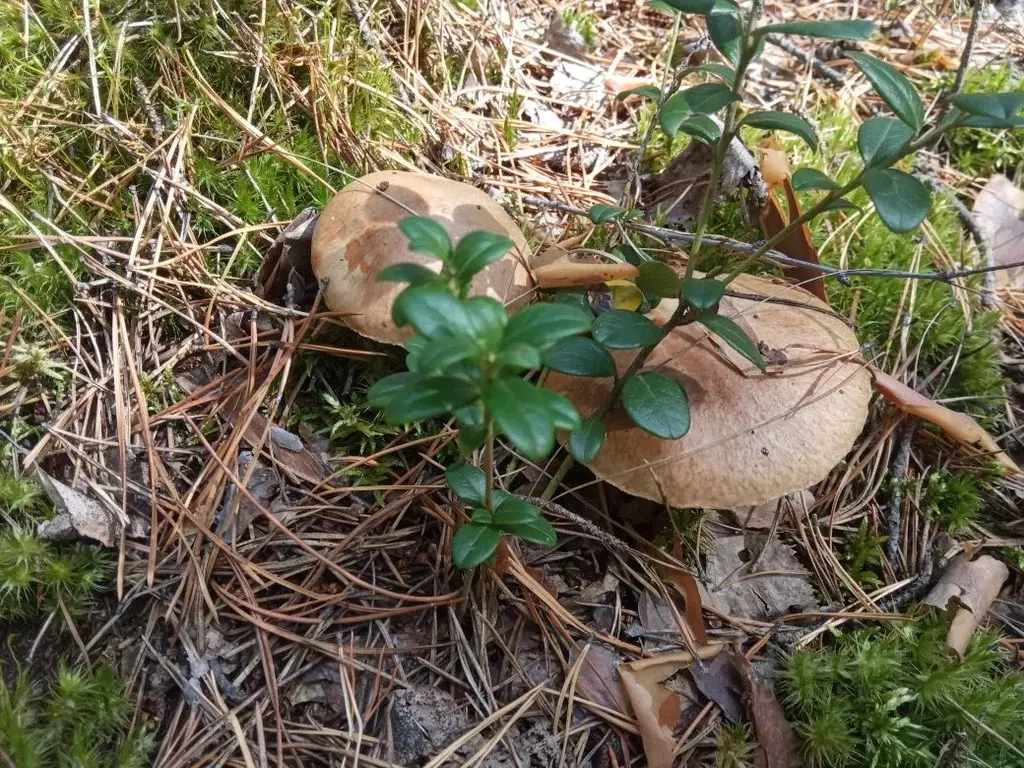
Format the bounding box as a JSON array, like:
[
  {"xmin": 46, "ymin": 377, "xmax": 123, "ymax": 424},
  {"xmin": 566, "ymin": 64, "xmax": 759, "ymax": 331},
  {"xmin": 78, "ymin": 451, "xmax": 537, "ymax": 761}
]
[
  {"xmin": 972, "ymin": 174, "xmax": 1024, "ymax": 289},
  {"xmin": 217, "ymin": 451, "xmax": 281, "ymax": 543},
  {"xmin": 658, "ymin": 564, "xmax": 710, "ymax": 646},
  {"xmin": 34, "ymin": 470, "xmax": 146, "ymax": 547},
  {"xmin": 238, "ymin": 410, "xmax": 327, "ymax": 485},
  {"xmin": 689, "ymin": 652, "xmax": 745, "ymax": 723},
  {"xmin": 573, "ymin": 643, "xmax": 631, "ymax": 716},
  {"xmin": 922, "ymin": 554, "xmax": 1009, "ymax": 658},
  {"xmin": 256, "ymin": 208, "xmax": 318, "ymax": 309},
  {"xmin": 619, "ymin": 646, "xmax": 722, "ymax": 768},
  {"xmin": 700, "ymin": 534, "xmax": 817, "ymax": 621},
  {"xmin": 733, "ymin": 654, "xmax": 800, "ymax": 768},
  {"xmin": 534, "ymin": 261, "xmax": 639, "ymax": 289},
  {"xmin": 733, "ymin": 490, "xmax": 814, "ymax": 530},
  {"xmin": 871, "ymin": 366, "xmax": 1020, "ymax": 475},
  {"xmin": 758, "ymin": 141, "xmax": 827, "ymax": 303}
]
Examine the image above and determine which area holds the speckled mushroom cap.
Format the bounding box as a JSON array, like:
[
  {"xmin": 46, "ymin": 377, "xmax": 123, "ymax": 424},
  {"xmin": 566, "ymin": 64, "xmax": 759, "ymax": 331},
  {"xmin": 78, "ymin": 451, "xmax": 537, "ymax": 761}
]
[
  {"xmin": 310, "ymin": 170, "xmax": 534, "ymax": 344},
  {"xmin": 545, "ymin": 272, "xmax": 871, "ymax": 508}
]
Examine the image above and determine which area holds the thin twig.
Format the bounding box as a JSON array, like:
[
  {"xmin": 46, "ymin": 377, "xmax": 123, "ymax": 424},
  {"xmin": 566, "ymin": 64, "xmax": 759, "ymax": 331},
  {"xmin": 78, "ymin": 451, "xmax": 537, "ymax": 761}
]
[
  {"xmin": 950, "ymin": 0, "xmax": 986, "ymax": 98},
  {"xmin": 765, "ymin": 34, "xmax": 848, "ymax": 91},
  {"xmin": 884, "ymin": 418, "xmax": 918, "ymax": 569}
]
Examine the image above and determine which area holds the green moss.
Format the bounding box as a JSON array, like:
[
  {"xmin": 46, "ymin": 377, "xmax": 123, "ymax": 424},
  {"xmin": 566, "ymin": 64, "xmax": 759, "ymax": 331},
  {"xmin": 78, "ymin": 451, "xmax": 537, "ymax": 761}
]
[
  {"xmin": 0, "ymin": 471, "xmax": 112, "ymax": 620},
  {"xmin": 715, "ymin": 722, "xmax": 755, "ymax": 768},
  {"xmin": 1, "ymin": 664, "xmax": 153, "ymax": 768},
  {"xmin": 782, "ymin": 617, "xmax": 1024, "ymax": 767}
]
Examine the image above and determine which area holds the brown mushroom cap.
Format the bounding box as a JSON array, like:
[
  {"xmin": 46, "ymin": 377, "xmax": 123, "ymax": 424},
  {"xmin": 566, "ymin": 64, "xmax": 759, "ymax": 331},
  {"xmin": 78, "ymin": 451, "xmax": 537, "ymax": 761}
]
[
  {"xmin": 310, "ymin": 170, "xmax": 533, "ymax": 344},
  {"xmin": 545, "ymin": 273, "xmax": 871, "ymax": 508}
]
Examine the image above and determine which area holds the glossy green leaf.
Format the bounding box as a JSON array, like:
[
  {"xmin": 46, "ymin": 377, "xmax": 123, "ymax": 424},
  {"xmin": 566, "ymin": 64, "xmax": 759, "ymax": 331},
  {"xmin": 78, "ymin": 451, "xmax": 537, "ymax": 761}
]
[
  {"xmin": 485, "ymin": 376, "xmax": 558, "ymax": 459},
  {"xmin": 756, "ymin": 20, "xmax": 873, "ymax": 40},
  {"xmin": 446, "ymin": 462, "xmax": 488, "ymax": 507},
  {"xmin": 451, "ymin": 231, "xmax": 512, "ymax": 279},
  {"xmin": 493, "ymin": 497, "xmax": 556, "ymax": 545},
  {"xmin": 740, "ymin": 111, "xmax": 818, "ymax": 151},
  {"xmin": 654, "ymin": 0, "xmax": 735, "ymax": 11},
  {"xmin": 961, "ymin": 115, "xmax": 1024, "ymax": 129},
  {"xmin": 857, "ymin": 116, "xmax": 913, "ymax": 167},
  {"xmin": 707, "ymin": 9, "xmax": 742, "ymax": 64},
  {"xmin": 635, "ymin": 261, "xmax": 681, "ymax": 299},
  {"xmin": 367, "ymin": 372, "xmax": 419, "ymax": 407},
  {"xmin": 416, "ymin": 336, "xmax": 477, "ymax": 372},
  {"xmin": 469, "ymin": 508, "xmax": 492, "ymax": 525},
  {"xmin": 404, "ymin": 337, "xmax": 427, "ymax": 372},
  {"xmin": 791, "ymin": 167, "xmax": 840, "ymax": 191},
  {"xmin": 822, "ymin": 198, "xmax": 861, "ymax": 212},
  {"xmin": 700, "ymin": 313, "xmax": 766, "ymax": 372},
  {"xmin": 535, "ymin": 388, "xmax": 581, "ymax": 431},
  {"xmin": 617, "ymin": 85, "xmax": 661, "ymax": 101},
  {"xmin": 398, "ymin": 216, "xmax": 451, "ymax": 261},
  {"xmin": 541, "ymin": 336, "xmax": 617, "ymax": 377},
  {"xmin": 863, "ymin": 168, "xmax": 931, "ymax": 234},
  {"xmin": 569, "ymin": 418, "xmax": 606, "ymax": 463},
  {"xmin": 497, "ymin": 342, "xmax": 541, "ymax": 371},
  {"xmin": 457, "ymin": 423, "xmax": 487, "ymax": 454},
  {"xmin": 647, "ymin": 0, "xmax": 680, "ymax": 13},
  {"xmin": 681, "ymin": 62, "xmax": 736, "ymax": 85},
  {"xmin": 502, "ymin": 303, "xmax": 593, "ymax": 350},
  {"xmin": 676, "ymin": 116, "xmax": 722, "ymax": 143},
  {"xmin": 381, "ymin": 375, "xmax": 479, "ymax": 423},
  {"xmin": 377, "ymin": 262, "xmax": 438, "ymax": 285},
  {"xmin": 452, "ymin": 524, "xmax": 500, "ymax": 568},
  {"xmin": 392, "ymin": 286, "xmax": 471, "ymax": 339},
  {"xmin": 949, "ymin": 92, "xmax": 1024, "ymax": 122},
  {"xmin": 621, "ymin": 372, "xmax": 690, "ymax": 439},
  {"xmin": 593, "ymin": 310, "xmax": 663, "ymax": 349},
  {"xmin": 463, "ymin": 297, "xmax": 507, "ymax": 350},
  {"xmin": 680, "ymin": 277, "xmax": 725, "ymax": 310},
  {"xmin": 847, "ymin": 51, "xmax": 924, "ymax": 131},
  {"xmin": 589, "ymin": 204, "xmax": 632, "ymax": 224},
  {"xmin": 660, "ymin": 84, "xmax": 739, "ymax": 135}
]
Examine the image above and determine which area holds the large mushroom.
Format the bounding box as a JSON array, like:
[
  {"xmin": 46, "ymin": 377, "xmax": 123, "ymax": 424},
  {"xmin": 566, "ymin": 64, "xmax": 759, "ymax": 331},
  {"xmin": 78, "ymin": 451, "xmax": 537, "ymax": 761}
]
[
  {"xmin": 310, "ymin": 170, "xmax": 534, "ymax": 344},
  {"xmin": 545, "ymin": 273, "xmax": 871, "ymax": 508}
]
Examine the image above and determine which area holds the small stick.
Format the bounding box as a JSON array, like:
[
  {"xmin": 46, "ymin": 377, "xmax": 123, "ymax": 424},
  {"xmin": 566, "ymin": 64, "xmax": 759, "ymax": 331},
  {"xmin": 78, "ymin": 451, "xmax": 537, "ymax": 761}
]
[{"xmin": 884, "ymin": 418, "xmax": 918, "ymax": 568}]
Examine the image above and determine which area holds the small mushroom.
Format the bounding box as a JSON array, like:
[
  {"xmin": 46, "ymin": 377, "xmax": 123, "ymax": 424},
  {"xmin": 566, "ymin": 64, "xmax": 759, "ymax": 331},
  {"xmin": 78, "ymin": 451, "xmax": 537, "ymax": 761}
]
[
  {"xmin": 545, "ymin": 273, "xmax": 871, "ymax": 508},
  {"xmin": 310, "ymin": 171, "xmax": 533, "ymax": 344}
]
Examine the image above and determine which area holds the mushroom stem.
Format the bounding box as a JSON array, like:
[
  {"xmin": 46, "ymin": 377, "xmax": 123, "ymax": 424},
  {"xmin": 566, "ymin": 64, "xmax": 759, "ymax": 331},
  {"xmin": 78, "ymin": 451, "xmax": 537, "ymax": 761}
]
[{"xmin": 539, "ymin": 300, "xmax": 696, "ymax": 501}]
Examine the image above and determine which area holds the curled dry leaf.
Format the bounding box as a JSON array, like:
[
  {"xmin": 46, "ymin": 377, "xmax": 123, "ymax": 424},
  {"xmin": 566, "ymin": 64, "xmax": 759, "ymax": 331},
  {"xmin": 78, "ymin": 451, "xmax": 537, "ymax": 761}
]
[
  {"xmin": 657, "ymin": 564, "xmax": 709, "ymax": 647},
  {"xmin": 689, "ymin": 652, "xmax": 745, "ymax": 723},
  {"xmin": 871, "ymin": 366, "xmax": 1021, "ymax": 475},
  {"xmin": 922, "ymin": 554, "xmax": 1009, "ymax": 658},
  {"xmin": 573, "ymin": 643, "xmax": 631, "ymax": 716},
  {"xmin": 733, "ymin": 654, "xmax": 800, "ymax": 768},
  {"xmin": 972, "ymin": 173, "xmax": 1024, "ymax": 289},
  {"xmin": 34, "ymin": 470, "xmax": 146, "ymax": 547},
  {"xmin": 757, "ymin": 140, "xmax": 827, "ymax": 303},
  {"xmin": 618, "ymin": 646, "xmax": 722, "ymax": 768}
]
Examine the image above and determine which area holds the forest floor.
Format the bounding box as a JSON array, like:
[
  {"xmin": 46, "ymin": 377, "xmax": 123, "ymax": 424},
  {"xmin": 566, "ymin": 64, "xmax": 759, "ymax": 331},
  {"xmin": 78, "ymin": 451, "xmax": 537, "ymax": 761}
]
[{"xmin": 2, "ymin": 0, "xmax": 1024, "ymax": 766}]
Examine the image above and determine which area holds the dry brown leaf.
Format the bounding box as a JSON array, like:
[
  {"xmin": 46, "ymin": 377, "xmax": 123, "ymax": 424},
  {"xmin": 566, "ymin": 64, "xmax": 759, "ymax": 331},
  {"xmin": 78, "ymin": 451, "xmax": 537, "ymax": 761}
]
[
  {"xmin": 534, "ymin": 260, "xmax": 639, "ymax": 288},
  {"xmin": 734, "ymin": 655, "xmax": 800, "ymax": 768},
  {"xmin": 972, "ymin": 174, "xmax": 1024, "ymax": 289},
  {"xmin": 239, "ymin": 411, "xmax": 327, "ymax": 485},
  {"xmin": 34, "ymin": 470, "xmax": 145, "ymax": 547},
  {"xmin": 733, "ymin": 490, "xmax": 814, "ymax": 530},
  {"xmin": 689, "ymin": 653, "xmax": 744, "ymax": 723},
  {"xmin": 573, "ymin": 643, "xmax": 631, "ymax": 716},
  {"xmin": 619, "ymin": 646, "xmax": 722, "ymax": 768},
  {"xmin": 758, "ymin": 142, "xmax": 827, "ymax": 303},
  {"xmin": 922, "ymin": 554, "xmax": 1009, "ymax": 657},
  {"xmin": 871, "ymin": 367, "xmax": 1020, "ymax": 475},
  {"xmin": 657, "ymin": 564, "xmax": 710, "ymax": 646},
  {"xmin": 700, "ymin": 534, "xmax": 818, "ymax": 621}
]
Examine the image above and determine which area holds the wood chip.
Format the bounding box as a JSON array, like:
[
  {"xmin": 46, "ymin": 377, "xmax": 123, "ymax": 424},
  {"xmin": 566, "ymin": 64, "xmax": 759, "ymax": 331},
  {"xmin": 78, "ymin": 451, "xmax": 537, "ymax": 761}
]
[{"xmin": 923, "ymin": 554, "xmax": 1009, "ymax": 657}]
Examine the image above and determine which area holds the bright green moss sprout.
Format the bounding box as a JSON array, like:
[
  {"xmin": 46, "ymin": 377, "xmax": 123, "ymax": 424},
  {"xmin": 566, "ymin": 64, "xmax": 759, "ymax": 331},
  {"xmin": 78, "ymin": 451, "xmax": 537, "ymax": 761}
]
[{"xmin": 782, "ymin": 617, "xmax": 1024, "ymax": 766}]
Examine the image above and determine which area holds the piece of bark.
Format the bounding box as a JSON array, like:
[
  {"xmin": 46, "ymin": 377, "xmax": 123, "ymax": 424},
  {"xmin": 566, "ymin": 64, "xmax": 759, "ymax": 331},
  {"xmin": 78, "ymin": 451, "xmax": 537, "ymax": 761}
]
[
  {"xmin": 922, "ymin": 554, "xmax": 1009, "ymax": 657},
  {"xmin": 34, "ymin": 470, "xmax": 146, "ymax": 547}
]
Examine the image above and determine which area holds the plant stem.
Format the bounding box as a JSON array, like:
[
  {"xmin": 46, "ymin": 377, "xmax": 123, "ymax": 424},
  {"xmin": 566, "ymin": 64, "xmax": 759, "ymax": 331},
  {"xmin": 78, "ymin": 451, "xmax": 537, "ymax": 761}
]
[
  {"xmin": 684, "ymin": 2, "xmax": 763, "ymax": 279},
  {"xmin": 483, "ymin": 416, "xmax": 495, "ymax": 511}
]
